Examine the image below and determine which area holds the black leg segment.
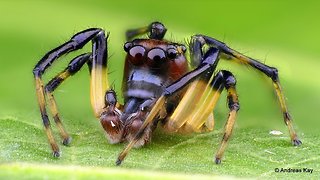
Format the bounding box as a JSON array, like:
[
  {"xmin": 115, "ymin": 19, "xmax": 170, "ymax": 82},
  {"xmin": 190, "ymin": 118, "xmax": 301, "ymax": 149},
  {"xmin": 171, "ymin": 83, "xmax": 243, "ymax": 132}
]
[
  {"xmin": 33, "ymin": 28, "xmax": 102, "ymax": 77},
  {"xmin": 126, "ymin": 22, "xmax": 167, "ymax": 41},
  {"xmin": 45, "ymin": 53, "xmax": 92, "ymax": 92}
]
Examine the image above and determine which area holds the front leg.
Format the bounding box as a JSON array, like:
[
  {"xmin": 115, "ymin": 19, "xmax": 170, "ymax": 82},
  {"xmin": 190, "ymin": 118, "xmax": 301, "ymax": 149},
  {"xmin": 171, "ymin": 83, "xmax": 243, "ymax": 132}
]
[{"xmin": 33, "ymin": 28, "xmax": 109, "ymax": 157}]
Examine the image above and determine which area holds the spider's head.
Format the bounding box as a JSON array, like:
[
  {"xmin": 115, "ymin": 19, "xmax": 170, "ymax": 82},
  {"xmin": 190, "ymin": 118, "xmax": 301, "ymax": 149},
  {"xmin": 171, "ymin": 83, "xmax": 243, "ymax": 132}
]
[{"xmin": 123, "ymin": 39, "xmax": 187, "ymax": 70}]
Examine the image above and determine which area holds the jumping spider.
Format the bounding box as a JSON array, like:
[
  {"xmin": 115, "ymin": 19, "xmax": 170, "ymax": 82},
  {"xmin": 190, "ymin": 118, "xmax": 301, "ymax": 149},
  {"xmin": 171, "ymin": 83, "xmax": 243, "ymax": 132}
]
[{"xmin": 33, "ymin": 22, "xmax": 301, "ymax": 165}]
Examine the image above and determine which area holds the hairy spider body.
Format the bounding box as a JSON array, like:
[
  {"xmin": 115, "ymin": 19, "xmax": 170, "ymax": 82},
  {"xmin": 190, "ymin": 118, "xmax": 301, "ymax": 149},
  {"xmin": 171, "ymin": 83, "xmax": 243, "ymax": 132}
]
[
  {"xmin": 33, "ymin": 22, "xmax": 301, "ymax": 165},
  {"xmin": 102, "ymin": 38, "xmax": 189, "ymax": 146}
]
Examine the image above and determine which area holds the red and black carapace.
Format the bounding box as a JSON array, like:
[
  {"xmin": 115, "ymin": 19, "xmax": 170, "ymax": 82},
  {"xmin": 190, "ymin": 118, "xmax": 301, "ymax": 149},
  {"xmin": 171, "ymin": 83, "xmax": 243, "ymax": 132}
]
[{"xmin": 33, "ymin": 22, "xmax": 301, "ymax": 165}]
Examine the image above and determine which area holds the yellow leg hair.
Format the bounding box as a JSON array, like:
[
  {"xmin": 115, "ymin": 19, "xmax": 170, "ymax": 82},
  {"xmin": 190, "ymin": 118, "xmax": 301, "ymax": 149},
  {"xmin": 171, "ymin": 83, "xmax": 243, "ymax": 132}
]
[
  {"xmin": 183, "ymin": 86, "xmax": 223, "ymax": 133},
  {"xmin": 166, "ymin": 72, "xmax": 224, "ymax": 134},
  {"xmin": 90, "ymin": 64, "xmax": 109, "ymax": 117},
  {"xmin": 165, "ymin": 79, "xmax": 211, "ymax": 132}
]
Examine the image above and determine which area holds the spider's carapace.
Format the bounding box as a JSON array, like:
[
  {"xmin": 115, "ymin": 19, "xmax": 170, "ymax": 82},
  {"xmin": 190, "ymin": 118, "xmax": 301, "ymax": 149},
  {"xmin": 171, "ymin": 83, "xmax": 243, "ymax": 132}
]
[{"xmin": 122, "ymin": 39, "xmax": 189, "ymax": 101}]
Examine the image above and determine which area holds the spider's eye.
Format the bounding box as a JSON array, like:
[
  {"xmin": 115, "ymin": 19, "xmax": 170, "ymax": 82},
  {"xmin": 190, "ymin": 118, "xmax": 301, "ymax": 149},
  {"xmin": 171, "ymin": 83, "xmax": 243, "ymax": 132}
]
[
  {"xmin": 128, "ymin": 45, "xmax": 146, "ymax": 65},
  {"xmin": 167, "ymin": 48, "xmax": 178, "ymax": 59},
  {"xmin": 180, "ymin": 45, "xmax": 187, "ymax": 53},
  {"xmin": 124, "ymin": 42, "xmax": 132, "ymax": 52},
  {"xmin": 147, "ymin": 48, "xmax": 166, "ymax": 67}
]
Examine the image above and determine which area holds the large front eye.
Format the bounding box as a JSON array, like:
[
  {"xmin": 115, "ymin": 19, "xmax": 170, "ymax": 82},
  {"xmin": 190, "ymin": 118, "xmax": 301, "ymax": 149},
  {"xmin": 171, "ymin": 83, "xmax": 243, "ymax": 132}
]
[
  {"xmin": 147, "ymin": 48, "xmax": 166, "ymax": 67},
  {"xmin": 128, "ymin": 45, "xmax": 146, "ymax": 65}
]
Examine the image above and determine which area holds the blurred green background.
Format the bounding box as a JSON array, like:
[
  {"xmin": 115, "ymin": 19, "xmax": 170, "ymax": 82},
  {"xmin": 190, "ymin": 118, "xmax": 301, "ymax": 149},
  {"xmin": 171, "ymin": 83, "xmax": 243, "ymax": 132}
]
[{"xmin": 0, "ymin": 0, "xmax": 319, "ymax": 179}]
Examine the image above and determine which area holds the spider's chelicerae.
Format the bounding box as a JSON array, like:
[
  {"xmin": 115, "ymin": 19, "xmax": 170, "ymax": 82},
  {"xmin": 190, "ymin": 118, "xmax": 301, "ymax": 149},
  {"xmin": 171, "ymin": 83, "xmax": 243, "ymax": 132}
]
[{"xmin": 33, "ymin": 22, "xmax": 301, "ymax": 165}]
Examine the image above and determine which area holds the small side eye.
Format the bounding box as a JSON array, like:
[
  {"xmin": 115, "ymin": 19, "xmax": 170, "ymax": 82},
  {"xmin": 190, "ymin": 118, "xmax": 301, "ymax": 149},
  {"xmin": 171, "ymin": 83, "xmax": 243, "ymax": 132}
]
[
  {"xmin": 124, "ymin": 42, "xmax": 132, "ymax": 52},
  {"xmin": 128, "ymin": 45, "xmax": 146, "ymax": 65},
  {"xmin": 147, "ymin": 48, "xmax": 166, "ymax": 67},
  {"xmin": 180, "ymin": 45, "xmax": 187, "ymax": 53},
  {"xmin": 167, "ymin": 48, "xmax": 178, "ymax": 59}
]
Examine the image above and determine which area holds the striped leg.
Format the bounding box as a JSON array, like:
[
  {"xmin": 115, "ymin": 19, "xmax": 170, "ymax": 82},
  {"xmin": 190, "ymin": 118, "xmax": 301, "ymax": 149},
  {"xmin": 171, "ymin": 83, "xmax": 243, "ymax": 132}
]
[
  {"xmin": 191, "ymin": 35, "xmax": 301, "ymax": 146},
  {"xmin": 213, "ymin": 71, "xmax": 239, "ymax": 164},
  {"xmin": 33, "ymin": 28, "xmax": 108, "ymax": 157},
  {"xmin": 45, "ymin": 53, "xmax": 92, "ymax": 146}
]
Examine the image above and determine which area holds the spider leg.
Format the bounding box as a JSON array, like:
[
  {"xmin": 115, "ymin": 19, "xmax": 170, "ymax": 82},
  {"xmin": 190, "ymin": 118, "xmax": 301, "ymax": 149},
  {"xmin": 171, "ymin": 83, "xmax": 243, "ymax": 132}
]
[
  {"xmin": 125, "ymin": 22, "xmax": 167, "ymax": 41},
  {"xmin": 164, "ymin": 72, "xmax": 214, "ymax": 132},
  {"xmin": 173, "ymin": 70, "xmax": 225, "ymax": 133},
  {"xmin": 191, "ymin": 35, "xmax": 301, "ymax": 146},
  {"xmin": 33, "ymin": 28, "xmax": 109, "ymax": 157},
  {"xmin": 212, "ymin": 71, "xmax": 239, "ymax": 164},
  {"xmin": 116, "ymin": 47, "xmax": 220, "ymax": 166},
  {"xmin": 45, "ymin": 53, "xmax": 92, "ymax": 146},
  {"xmin": 165, "ymin": 69, "xmax": 240, "ymax": 164},
  {"xmin": 165, "ymin": 43, "xmax": 220, "ymax": 132}
]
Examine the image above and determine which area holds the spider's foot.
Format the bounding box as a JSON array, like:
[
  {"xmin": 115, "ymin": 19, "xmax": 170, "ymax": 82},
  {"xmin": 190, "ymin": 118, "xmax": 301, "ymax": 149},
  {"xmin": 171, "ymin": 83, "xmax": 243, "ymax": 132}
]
[
  {"xmin": 100, "ymin": 110, "xmax": 124, "ymax": 144},
  {"xmin": 215, "ymin": 157, "xmax": 222, "ymax": 164},
  {"xmin": 116, "ymin": 158, "xmax": 122, "ymax": 166},
  {"xmin": 62, "ymin": 137, "xmax": 72, "ymax": 146},
  {"xmin": 52, "ymin": 151, "xmax": 61, "ymax": 158},
  {"xmin": 292, "ymin": 138, "xmax": 302, "ymax": 146}
]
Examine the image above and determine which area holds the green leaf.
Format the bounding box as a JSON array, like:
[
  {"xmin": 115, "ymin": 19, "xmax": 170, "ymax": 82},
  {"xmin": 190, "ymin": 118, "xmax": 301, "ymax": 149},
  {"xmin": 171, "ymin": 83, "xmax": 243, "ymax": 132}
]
[{"xmin": 0, "ymin": 117, "xmax": 319, "ymax": 179}]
